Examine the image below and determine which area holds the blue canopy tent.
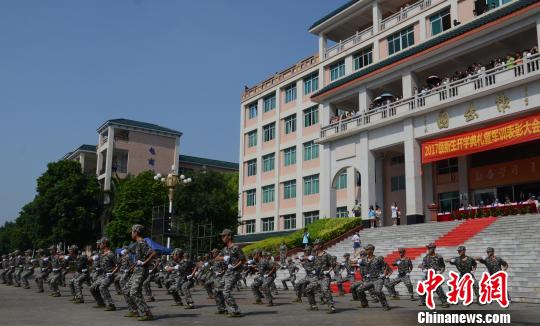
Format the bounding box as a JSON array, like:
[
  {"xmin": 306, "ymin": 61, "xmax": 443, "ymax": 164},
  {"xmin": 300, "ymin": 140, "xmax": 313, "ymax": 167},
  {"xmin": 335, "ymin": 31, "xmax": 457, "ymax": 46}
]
[{"xmin": 114, "ymin": 238, "xmax": 172, "ymax": 255}]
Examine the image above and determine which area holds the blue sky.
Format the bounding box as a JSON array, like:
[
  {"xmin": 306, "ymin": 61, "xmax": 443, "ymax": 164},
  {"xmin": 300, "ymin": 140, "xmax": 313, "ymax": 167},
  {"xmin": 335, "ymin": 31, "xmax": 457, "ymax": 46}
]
[{"xmin": 0, "ymin": 0, "xmax": 343, "ymax": 223}]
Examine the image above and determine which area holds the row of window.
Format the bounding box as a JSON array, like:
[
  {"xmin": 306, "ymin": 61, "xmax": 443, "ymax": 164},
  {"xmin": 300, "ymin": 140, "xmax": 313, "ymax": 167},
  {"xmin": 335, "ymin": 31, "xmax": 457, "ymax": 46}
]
[
  {"xmin": 245, "ymin": 141, "xmax": 319, "ymax": 177},
  {"xmin": 245, "ymin": 174, "xmax": 320, "ymax": 206},
  {"xmin": 246, "ymin": 106, "xmax": 319, "ymax": 147},
  {"xmin": 246, "ymin": 73, "xmax": 320, "ymax": 120},
  {"xmin": 244, "ymin": 211, "xmax": 320, "ymax": 233}
]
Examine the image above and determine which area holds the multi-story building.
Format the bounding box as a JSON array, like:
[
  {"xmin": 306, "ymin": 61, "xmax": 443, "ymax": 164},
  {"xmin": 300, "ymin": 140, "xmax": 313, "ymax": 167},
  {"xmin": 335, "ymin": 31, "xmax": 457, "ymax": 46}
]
[
  {"xmin": 63, "ymin": 144, "xmax": 98, "ymax": 175},
  {"xmin": 96, "ymin": 119, "xmax": 182, "ymax": 196},
  {"xmin": 238, "ymin": 0, "xmax": 540, "ymax": 236},
  {"xmin": 178, "ymin": 155, "xmax": 238, "ymax": 174}
]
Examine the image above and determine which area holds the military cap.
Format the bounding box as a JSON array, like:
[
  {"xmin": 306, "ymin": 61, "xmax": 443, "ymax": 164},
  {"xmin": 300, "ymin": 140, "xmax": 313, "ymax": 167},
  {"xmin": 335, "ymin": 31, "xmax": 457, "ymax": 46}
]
[
  {"xmin": 426, "ymin": 242, "xmax": 436, "ymax": 249},
  {"xmin": 252, "ymin": 249, "xmax": 263, "ymax": 256},
  {"xmin": 14, "ymin": 249, "xmax": 20, "ymax": 255},
  {"xmin": 48, "ymin": 245, "xmax": 56, "ymax": 250},
  {"xmin": 131, "ymin": 224, "xmax": 144, "ymax": 234},
  {"xmin": 95, "ymin": 239, "xmax": 102, "ymax": 244},
  {"xmin": 2, "ymin": 254, "xmax": 6, "ymax": 259},
  {"xmin": 486, "ymin": 247, "xmax": 494, "ymax": 252},
  {"xmin": 70, "ymin": 245, "xmax": 79, "ymax": 251},
  {"xmin": 313, "ymin": 238, "xmax": 323, "ymax": 245},
  {"xmin": 364, "ymin": 244, "xmax": 375, "ymax": 250},
  {"xmin": 100, "ymin": 237, "xmax": 110, "ymax": 247},
  {"xmin": 457, "ymin": 246, "xmax": 466, "ymax": 252},
  {"xmin": 25, "ymin": 249, "xmax": 32, "ymax": 254},
  {"xmin": 219, "ymin": 229, "xmax": 233, "ymax": 236},
  {"xmin": 37, "ymin": 248, "xmax": 44, "ymax": 253},
  {"xmin": 211, "ymin": 248, "xmax": 219, "ymax": 254},
  {"xmin": 343, "ymin": 253, "xmax": 351, "ymax": 257},
  {"xmin": 174, "ymin": 248, "xmax": 184, "ymax": 256}
]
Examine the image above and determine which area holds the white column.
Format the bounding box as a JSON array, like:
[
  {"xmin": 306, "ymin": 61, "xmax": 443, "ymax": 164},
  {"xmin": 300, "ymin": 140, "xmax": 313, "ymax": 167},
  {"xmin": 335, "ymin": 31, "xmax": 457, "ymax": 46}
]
[
  {"xmin": 79, "ymin": 153, "xmax": 85, "ymax": 172},
  {"xmin": 173, "ymin": 136, "xmax": 180, "ymax": 174},
  {"xmin": 321, "ymin": 102, "xmax": 331, "ymax": 125},
  {"xmin": 344, "ymin": 55, "xmax": 353, "ymax": 77},
  {"xmin": 319, "ymin": 66, "xmax": 326, "ymax": 88},
  {"xmin": 359, "ymin": 131, "xmax": 375, "ymax": 219},
  {"xmin": 537, "ymin": 16, "xmax": 540, "ymax": 48},
  {"xmin": 296, "ymin": 79, "xmax": 303, "ymax": 107},
  {"xmin": 318, "ymin": 34, "xmax": 327, "ymax": 61},
  {"xmin": 372, "ymin": 41, "xmax": 380, "ymax": 63},
  {"xmin": 458, "ymin": 156, "xmax": 469, "ymax": 206},
  {"xmin": 372, "ymin": 1, "xmax": 381, "ymax": 34},
  {"xmin": 346, "ymin": 166, "xmax": 356, "ymax": 215},
  {"xmin": 419, "ymin": 18, "xmax": 427, "ymax": 42},
  {"xmin": 319, "ymin": 143, "xmax": 332, "ymax": 219},
  {"xmin": 375, "ymin": 156, "xmax": 384, "ymax": 223},
  {"xmin": 358, "ymin": 87, "xmax": 370, "ymax": 112},
  {"xmin": 403, "ymin": 118, "xmax": 423, "ymax": 224},
  {"xmin": 402, "ymin": 71, "xmax": 415, "ymax": 98},
  {"xmin": 422, "ymin": 162, "xmax": 434, "ymax": 220},
  {"xmin": 104, "ymin": 126, "xmax": 115, "ymax": 191},
  {"xmin": 450, "ymin": 0, "xmax": 459, "ymax": 24},
  {"xmin": 238, "ymin": 103, "xmax": 246, "ymax": 234}
]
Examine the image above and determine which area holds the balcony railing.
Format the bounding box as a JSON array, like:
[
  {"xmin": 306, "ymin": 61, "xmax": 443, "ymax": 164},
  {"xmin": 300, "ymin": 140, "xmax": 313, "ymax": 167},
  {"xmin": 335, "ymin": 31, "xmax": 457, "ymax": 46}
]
[
  {"xmin": 380, "ymin": 0, "xmax": 442, "ymax": 31},
  {"xmin": 320, "ymin": 54, "xmax": 540, "ymax": 139},
  {"xmin": 324, "ymin": 27, "xmax": 374, "ymax": 59}
]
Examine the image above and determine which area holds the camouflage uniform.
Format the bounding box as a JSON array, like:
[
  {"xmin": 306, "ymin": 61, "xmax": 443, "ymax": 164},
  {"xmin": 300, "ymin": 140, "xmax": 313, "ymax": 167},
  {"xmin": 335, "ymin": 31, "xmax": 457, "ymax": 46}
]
[
  {"xmin": 13, "ymin": 251, "xmax": 23, "ymax": 287},
  {"xmin": 304, "ymin": 252, "xmax": 335, "ymax": 310},
  {"xmin": 20, "ymin": 251, "xmax": 35, "ymax": 289},
  {"xmin": 114, "ymin": 253, "xmax": 132, "ymax": 295},
  {"xmin": 281, "ymin": 260, "xmax": 298, "ymax": 290},
  {"xmin": 123, "ymin": 239, "xmax": 154, "ymax": 315},
  {"xmin": 279, "ymin": 243, "xmax": 287, "ymax": 268},
  {"xmin": 477, "ymin": 255, "xmax": 508, "ymax": 275},
  {"xmin": 69, "ymin": 253, "xmax": 90, "ymax": 302},
  {"xmin": 90, "ymin": 252, "xmax": 101, "ymax": 284},
  {"xmin": 211, "ymin": 258, "xmax": 227, "ymax": 312},
  {"xmin": 142, "ymin": 261, "xmax": 158, "ymax": 301},
  {"xmin": 48, "ymin": 253, "xmax": 63, "ymax": 296},
  {"xmin": 215, "ymin": 244, "xmax": 246, "ymax": 314},
  {"xmin": 90, "ymin": 250, "xmax": 117, "ymax": 307},
  {"xmin": 293, "ymin": 257, "xmax": 314, "ymax": 302},
  {"xmin": 356, "ymin": 255, "xmax": 390, "ymax": 309},
  {"xmin": 34, "ymin": 253, "xmax": 50, "ymax": 292},
  {"xmin": 0, "ymin": 255, "xmax": 7, "ymax": 284},
  {"xmin": 5, "ymin": 254, "xmax": 15, "ymax": 285},
  {"xmin": 419, "ymin": 253, "xmax": 448, "ymax": 306},
  {"xmin": 385, "ymin": 256, "xmax": 415, "ymax": 298},
  {"xmin": 252, "ymin": 257, "xmax": 277, "ymax": 304},
  {"xmin": 335, "ymin": 256, "xmax": 355, "ymax": 295},
  {"xmin": 448, "ymin": 252, "xmax": 479, "ymax": 299}
]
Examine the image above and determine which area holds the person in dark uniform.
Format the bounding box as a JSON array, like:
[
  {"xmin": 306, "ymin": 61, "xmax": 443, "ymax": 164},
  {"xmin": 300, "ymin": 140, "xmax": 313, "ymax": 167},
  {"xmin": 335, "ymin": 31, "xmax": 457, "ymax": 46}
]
[
  {"xmin": 446, "ymin": 246, "xmax": 479, "ymax": 302},
  {"xmin": 304, "ymin": 239, "xmax": 336, "ymax": 314},
  {"xmin": 385, "ymin": 247, "xmax": 416, "ymax": 300},
  {"xmin": 475, "ymin": 247, "xmax": 508, "ymax": 274},
  {"xmin": 418, "ymin": 243, "xmax": 450, "ymax": 308},
  {"xmin": 355, "ymin": 244, "xmax": 392, "ymax": 311},
  {"xmin": 335, "ymin": 253, "xmax": 355, "ymax": 296}
]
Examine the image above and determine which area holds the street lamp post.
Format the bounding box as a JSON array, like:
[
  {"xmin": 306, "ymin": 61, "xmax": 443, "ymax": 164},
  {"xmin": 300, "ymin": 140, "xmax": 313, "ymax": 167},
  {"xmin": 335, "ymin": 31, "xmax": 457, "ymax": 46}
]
[{"xmin": 154, "ymin": 165, "xmax": 192, "ymax": 249}]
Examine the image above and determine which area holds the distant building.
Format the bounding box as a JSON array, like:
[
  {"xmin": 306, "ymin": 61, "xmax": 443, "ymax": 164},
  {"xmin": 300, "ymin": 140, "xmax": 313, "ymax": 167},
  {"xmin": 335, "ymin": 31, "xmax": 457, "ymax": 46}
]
[
  {"xmin": 178, "ymin": 154, "xmax": 238, "ymax": 175},
  {"xmin": 63, "ymin": 144, "xmax": 97, "ymax": 175}
]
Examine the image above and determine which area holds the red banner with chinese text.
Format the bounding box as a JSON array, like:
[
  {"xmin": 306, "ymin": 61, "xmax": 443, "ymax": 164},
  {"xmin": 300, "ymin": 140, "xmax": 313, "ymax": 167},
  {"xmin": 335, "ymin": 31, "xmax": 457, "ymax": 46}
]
[{"xmin": 422, "ymin": 113, "xmax": 540, "ymax": 164}]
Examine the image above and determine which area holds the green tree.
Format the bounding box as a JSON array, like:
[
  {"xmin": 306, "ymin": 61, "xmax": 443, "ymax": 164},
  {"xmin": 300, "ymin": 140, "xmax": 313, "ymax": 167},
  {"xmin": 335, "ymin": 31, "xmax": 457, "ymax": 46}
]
[{"xmin": 106, "ymin": 171, "xmax": 167, "ymax": 247}]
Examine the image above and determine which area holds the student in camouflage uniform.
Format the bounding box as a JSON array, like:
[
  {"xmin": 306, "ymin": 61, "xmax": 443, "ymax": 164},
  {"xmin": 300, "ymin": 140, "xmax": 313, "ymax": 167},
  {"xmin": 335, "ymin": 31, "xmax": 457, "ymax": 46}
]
[
  {"xmin": 90, "ymin": 239, "xmax": 101, "ymax": 284},
  {"xmin": 279, "ymin": 241, "xmax": 288, "ymax": 269},
  {"xmin": 166, "ymin": 248, "xmax": 184, "ymax": 306},
  {"xmin": 293, "ymin": 252, "xmax": 314, "ymax": 303},
  {"xmin": 214, "ymin": 229, "xmax": 246, "ymax": 317},
  {"xmin": 475, "ymin": 247, "xmax": 509, "ymax": 274},
  {"xmin": 251, "ymin": 249, "xmax": 278, "ymax": 306},
  {"xmin": 48, "ymin": 245, "xmax": 63, "ymax": 297},
  {"xmin": 418, "ymin": 242, "xmax": 450, "ymax": 308},
  {"xmin": 281, "ymin": 257, "xmax": 299, "ymax": 290},
  {"xmin": 385, "ymin": 247, "xmax": 416, "ymax": 300},
  {"xmin": 0, "ymin": 254, "xmax": 7, "ymax": 284},
  {"xmin": 20, "ymin": 249, "xmax": 34, "ymax": 289},
  {"xmin": 114, "ymin": 247, "xmax": 131, "ymax": 296},
  {"xmin": 143, "ymin": 260, "xmax": 159, "ymax": 302},
  {"xmin": 446, "ymin": 246, "xmax": 479, "ymax": 301},
  {"xmin": 34, "ymin": 249, "xmax": 49, "ymax": 293},
  {"xmin": 204, "ymin": 249, "xmax": 220, "ymax": 299},
  {"xmin": 304, "ymin": 239, "xmax": 337, "ymax": 313},
  {"xmin": 350, "ymin": 250, "xmax": 379, "ymax": 303},
  {"xmin": 5, "ymin": 253, "xmax": 15, "ymax": 286},
  {"xmin": 123, "ymin": 224, "xmax": 156, "ymax": 321},
  {"xmin": 13, "ymin": 250, "xmax": 23, "ymax": 287},
  {"xmin": 68, "ymin": 245, "xmax": 90, "ymax": 304},
  {"xmin": 356, "ymin": 244, "xmax": 391, "ymax": 311},
  {"xmin": 335, "ymin": 253, "xmax": 355, "ymax": 296},
  {"xmin": 90, "ymin": 237, "xmax": 118, "ymax": 311}
]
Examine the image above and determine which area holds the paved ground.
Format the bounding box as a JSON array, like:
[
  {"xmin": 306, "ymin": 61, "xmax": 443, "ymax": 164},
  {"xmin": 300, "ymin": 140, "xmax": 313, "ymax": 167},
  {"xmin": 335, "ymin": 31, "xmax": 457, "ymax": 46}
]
[{"xmin": 0, "ymin": 282, "xmax": 538, "ymax": 326}]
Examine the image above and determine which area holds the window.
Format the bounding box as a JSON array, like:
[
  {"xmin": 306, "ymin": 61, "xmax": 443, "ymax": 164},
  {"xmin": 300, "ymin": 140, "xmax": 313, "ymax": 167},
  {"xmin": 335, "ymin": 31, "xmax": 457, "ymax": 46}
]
[
  {"xmin": 304, "ymin": 211, "xmax": 319, "ymax": 226},
  {"xmin": 388, "ymin": 26, "xmax": 414, "ymax": 55},
  {"xmin": 263, "ymin": 93, "xmax": 276, "ymax": 112},
  {"xmin": 247, "ymin": 130, "xmax": 257, "ymax": 148},
  {"xmin": 353, "ymin": 47, "xmax": 373, "ymax": 70},
  {"xmin": 283, "ymin": 180, "xmax": 296, "ymax": 199},
  {"xmin": 262, "ymin": 217, "xmax": 274, "ymax": 232},
  {"xmin": 390, "ymin": 155, "xmax": 405, "ymax": 165},
  {"xmin": 303, "ymin": 73, "xmax": 319, "ymax": 95},
  {"xmin": 330, "ymin": 60, "xmax": 345, "ymax": 81},
  {"xmin": 335, "ymin": 171, "xmax": 347, "ymax": 190},
  {"xmin": 284, "ymin": 114, "xmax": 297, "ymax": 134},
  {"xmin": 303, "ymin": 141, "xmax": 319, "ymax": 161},
  {"xmin": 283, "ymin": 214, "xmax": 296, "ymax": 230},
  {"xmin": 430, "ymin": 9, "xmax": 451, "ymax": 36},
  {"xmin": 263, "ymin": 123, "xmax": 275, "ymax": 142},
  {"xmin": 438, "ymin": 191, "xmax": 460, "ymax": 213},
  {"xmin": 248, "ymin": 102, "xmax": 258, "ymax": 119},
  {"xmin": 336, "ymin": 206, "xmax": 349, "ymax": 218},
  {"xmin": 304, "ymin": 106, "xmax": 319, "ymax": 127},
  {"xmin": 262, "ymin": 185, "xmax": 275, "ymax": 203},
  {"xmin": 245, "ymin": 220, "xmax": 255, "ymax": 234},
  {"xmin": 303, "ymin": 174, "xmax": 319, "ymax": 195},
  {"xmin": 246, "ymin": 159, "xmax": 257, "ymax": 176},
  {"xmin": 283, "ymin": 146, "xmax": 297, "ymax": 166},
  {"xmin": 285, "ymin": 83, "xmax": 297, "ymax": 103},
  {"xmin": 246, "ymin": 189, "xmax": 256, "ymax": 206},
  {"xmin": 391, "ymin": 175, "xmax": 406, "ymax": 192},
  {"xmin": 262, "ymin": 153, "xmax": 275, "ymax": 172},
  {"xmin": 112, "ymin": 151, "xmax": 128, "ymax": 173},
  {"xmin": 438, "ymin": 158, "xmax": 458, "ymax": 175}
]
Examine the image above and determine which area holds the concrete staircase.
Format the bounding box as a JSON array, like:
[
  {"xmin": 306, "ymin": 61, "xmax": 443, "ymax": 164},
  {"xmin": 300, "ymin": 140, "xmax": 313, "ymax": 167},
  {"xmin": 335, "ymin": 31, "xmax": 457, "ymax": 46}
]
[{"xmin": 274, "ymin": 214, "xmax": 540, "ymax": 303}]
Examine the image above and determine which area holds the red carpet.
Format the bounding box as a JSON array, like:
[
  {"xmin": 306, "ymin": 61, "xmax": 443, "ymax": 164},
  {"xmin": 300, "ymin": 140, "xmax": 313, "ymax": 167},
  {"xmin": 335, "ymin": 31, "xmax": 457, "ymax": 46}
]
[{"xmin": 330, "ymin": 217, "xmax": 498, "ymax": 293}]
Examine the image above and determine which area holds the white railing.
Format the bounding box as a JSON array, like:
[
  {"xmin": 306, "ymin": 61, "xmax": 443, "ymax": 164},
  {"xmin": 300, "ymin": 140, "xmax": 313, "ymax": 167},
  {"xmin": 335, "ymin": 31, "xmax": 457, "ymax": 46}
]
[
  {"xmin": 380, "ymin": 0, "xmax": 440, "ymax": 31},
  {"xmin": 324, "ymin": 27, "xmax": 374, "ymax": 59},
  {"xmin": 320, "ymin": 54, "xmax": 540, "ymax": 139}
]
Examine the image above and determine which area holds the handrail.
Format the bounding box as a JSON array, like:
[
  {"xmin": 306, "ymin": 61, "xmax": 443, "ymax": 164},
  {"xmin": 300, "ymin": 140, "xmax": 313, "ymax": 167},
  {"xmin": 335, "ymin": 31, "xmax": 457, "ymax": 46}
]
[
  {"xmin": 380, "ymin": 0, "xmax": 434, "ymax": 31},
  {"xmin": 320, "ymin": 54, "xmax": 540, "ymax": 138},
  {"xmin": 325, "ymin": 27, "xmax": 374, "ymax": 59}
]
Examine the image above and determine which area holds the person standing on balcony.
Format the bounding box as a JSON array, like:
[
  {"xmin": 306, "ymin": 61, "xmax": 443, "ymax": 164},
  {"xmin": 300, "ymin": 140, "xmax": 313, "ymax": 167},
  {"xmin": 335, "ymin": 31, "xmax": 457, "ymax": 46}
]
[{"xmin": 391, "ymin": 202, "xmax": 399, "ymax": 226}]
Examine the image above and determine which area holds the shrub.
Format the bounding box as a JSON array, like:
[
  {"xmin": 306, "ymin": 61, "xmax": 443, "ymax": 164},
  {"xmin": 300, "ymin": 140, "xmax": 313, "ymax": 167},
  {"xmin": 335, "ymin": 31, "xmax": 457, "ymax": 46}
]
[{"xmin": 242, "ymin": 217, "xmax": 362, "ymax": 255}]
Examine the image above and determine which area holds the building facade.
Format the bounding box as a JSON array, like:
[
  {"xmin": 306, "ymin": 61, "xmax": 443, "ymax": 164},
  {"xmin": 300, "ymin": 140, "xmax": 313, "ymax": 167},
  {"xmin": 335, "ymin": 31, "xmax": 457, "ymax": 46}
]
[
  {"xmin": 238, "ymin": 0, "xmax": 540, "ymax": 235},
  {"xmin": 178, "ymin": 155, "xmax": 238, "ymax": 174},
  {"xmin": 63, "ymin": 144, "xmax": 98, "ymax": 175}
]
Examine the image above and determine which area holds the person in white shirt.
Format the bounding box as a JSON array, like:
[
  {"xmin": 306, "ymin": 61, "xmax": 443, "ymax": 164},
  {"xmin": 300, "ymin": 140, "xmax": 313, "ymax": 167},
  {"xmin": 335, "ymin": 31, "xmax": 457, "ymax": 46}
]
[
  {"xmin": 352, "ymin": 232, "xmax": 361, "ymax": 258},
  {"xmin": 391, "ymin": 202, "xmax": 399, "ymax": 226}
]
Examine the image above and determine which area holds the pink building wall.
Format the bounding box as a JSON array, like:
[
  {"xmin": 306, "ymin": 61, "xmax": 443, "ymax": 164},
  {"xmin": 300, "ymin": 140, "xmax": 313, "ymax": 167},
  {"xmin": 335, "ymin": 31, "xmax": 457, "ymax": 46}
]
[
  {"xmin": 303, "ymin": 123, "xmax": 320, "ymax": 137},
  {"xmin": 379, "ymin": 38, "xmax": 388, "ymax": 60},
  {"xmin": 262, "ymin": 139, "xmax": 276, "ymax": 151},
  {"xmin": 280, "ymin": 119, "xmax": 297, "ymax": 143},
  {"xmin": 303, "ymin": 157, "xmax": 320, "ymax": 170},
  {"xmin": 280, "ymin": 89, "xmax": 296, "ymax": 112},
  {"xmin": 303, "ymin": 193, "xmax": 320, "ymax": 206},
  {"xmin": 243, "ymin": 192, "xmax": 256, "ymax": 215},
  {"xmin": 262, "ymin": 109, "xmax": 276, "ymax": 122},
  {"xmin": 458, "ymin": 0, "xmax": 476, "ymax": 24}
]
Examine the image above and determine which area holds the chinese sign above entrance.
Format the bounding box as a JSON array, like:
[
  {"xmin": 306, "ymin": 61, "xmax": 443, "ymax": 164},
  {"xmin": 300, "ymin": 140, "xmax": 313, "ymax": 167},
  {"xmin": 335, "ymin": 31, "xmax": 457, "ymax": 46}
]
[
  {"xmin": 422, "ymin": 113, "xmax": 540, "ymax": 164},
  {"xmin": 469, "ymin": 156, "xmax": 540, "ymax": 189}
]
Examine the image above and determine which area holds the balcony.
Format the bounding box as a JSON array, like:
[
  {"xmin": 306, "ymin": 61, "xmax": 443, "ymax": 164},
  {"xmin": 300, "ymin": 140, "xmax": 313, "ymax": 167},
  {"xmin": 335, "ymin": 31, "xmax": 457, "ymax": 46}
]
[
  {"xmin": 380, "ymin": 0, "xmax": 443, "ymax": 31},
  {"xmin": 320, "ymin": 54, "xmax": 540, "ymax": 140},
  {"xmin": 324, "ymin": 27, "xmax": 374, "ymax": 59}
]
